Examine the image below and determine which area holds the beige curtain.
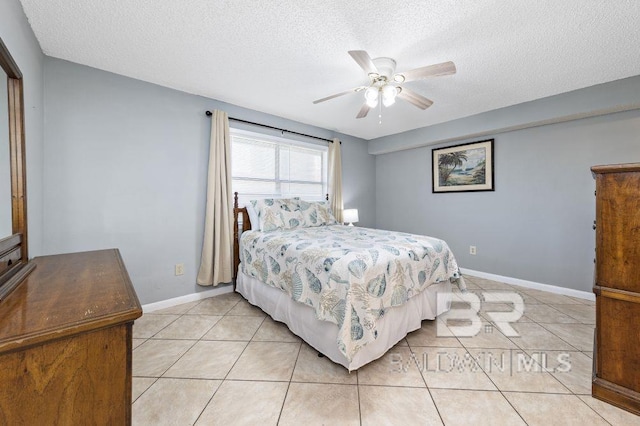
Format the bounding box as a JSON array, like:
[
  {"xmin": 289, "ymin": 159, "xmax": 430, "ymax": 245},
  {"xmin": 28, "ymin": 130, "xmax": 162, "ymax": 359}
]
[
  {"xmin": 197, "ymin": 110, "xmax": 233, "ymax": 286},
  {"xmin": 328, "ymin": 138, "xmax": 344, "ymax": 223}
]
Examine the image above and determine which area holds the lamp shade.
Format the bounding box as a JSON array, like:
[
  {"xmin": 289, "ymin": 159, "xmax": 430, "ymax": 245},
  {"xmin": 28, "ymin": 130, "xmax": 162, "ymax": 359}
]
[
  {"xmin": 343, "ymin": 209, "xmax": 359, "ymax": 225},
  {"xmin": 364, "ymin": 87, "xmax": 379, "ymax": 108},
  {"xmin": 382, "ymin": 85, "xmax": 397, "ymax": 107}
]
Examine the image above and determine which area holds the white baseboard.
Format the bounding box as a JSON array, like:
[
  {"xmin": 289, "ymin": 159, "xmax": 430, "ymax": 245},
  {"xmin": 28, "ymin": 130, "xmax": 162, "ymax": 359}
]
[
  {"xmin": 460, "ymin": 268, "xmax": 595, "ymax": 301},
  {"xmin": 142, "ymin": 284, "xmax": 234, "ymax": 313}
]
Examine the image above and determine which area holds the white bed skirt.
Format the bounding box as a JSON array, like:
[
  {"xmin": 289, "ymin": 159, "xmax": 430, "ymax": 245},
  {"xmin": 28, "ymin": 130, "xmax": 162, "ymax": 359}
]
[{"xmin": 236, "ymin": 267, "xmax": 454, "ymax": 371}]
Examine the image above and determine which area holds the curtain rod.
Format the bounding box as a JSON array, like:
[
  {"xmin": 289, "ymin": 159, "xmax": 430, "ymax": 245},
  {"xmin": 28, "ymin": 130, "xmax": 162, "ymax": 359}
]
[{"xmin": 205, "ymin": 110, "xmax": 339, "ymax": 144}]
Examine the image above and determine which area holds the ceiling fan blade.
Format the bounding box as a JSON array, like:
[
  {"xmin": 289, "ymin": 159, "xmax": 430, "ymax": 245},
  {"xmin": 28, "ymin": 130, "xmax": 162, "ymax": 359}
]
[
  {"xmin": 397, "ymin": 87, "xmax": 434, "ymax": 110},
  {"xmin": 313, "ymin": 87, "xmax": 364, "ymax": 104},
  {"xmin": 356, "ymin": 102, "xmax": 370, "ymax": 119},
  {"xmin": 348, "ymin": 50, "xmax": 378, "ymax": 76},
  {"xmin": 396, "ymin": 61, "xmax": 456, "ymax": 83}
]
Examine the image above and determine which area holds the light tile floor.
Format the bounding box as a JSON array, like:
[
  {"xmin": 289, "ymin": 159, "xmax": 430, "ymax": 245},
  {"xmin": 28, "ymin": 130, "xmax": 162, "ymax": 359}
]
[{"xmin": 132, "ymin": 276, "xmax": 639, "ymax": 425}]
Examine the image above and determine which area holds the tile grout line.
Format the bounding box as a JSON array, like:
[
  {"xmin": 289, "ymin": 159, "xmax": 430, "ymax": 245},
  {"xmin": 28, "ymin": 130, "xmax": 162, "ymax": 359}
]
[
  {"xmin": 134, "ymin": 337, "xmax": 200, "ymax": 380},
  {"xmin": 535, "ymin": 321, "xmax": 589, "ymax": 352},
  {"xmin": 505, "ymin": 304, "xmax": 587, "ymax": 352},
  {"xmin": 275, "ymin": 340, "xmax": 305, "ymax": 425},
  {"xmin": 131, "ymin": 376, "xmax": 160, "ymax": 405},
  {"xmin": 133, "ymin": 313, "xmax": 183, "ymax": 340},
  {"xmin": 544, "ymin": 302, "xmax": 595, "ymax": 323},
  {"xmin": 156, "ymin": 314, "xmax": 226, "ymax": 340},
  {"xmin": 206, "ymin": 308, "xmax": 265, "ymax": 383},
  {"xmin": 274, "ymin": 337, "xmax": 304, "ymax": 425},
  {"xmin": 276, "ymin": 382, "xmax": 292, "ymax": 425},
  {"xmin": 499, "ymin": 390, "xmax": 531, "ymax": 425},
  {"xmin": 407, "ymin": 339, "xmax": 446, "ymax": 425},
  {"xmin": 574, "ymin": 395, "xmax": 615, "ymax": 426}
]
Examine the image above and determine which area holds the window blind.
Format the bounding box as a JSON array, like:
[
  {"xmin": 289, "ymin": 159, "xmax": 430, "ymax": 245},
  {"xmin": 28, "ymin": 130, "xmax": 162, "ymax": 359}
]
[{"xmin": 231, "ymin": 130, "xmax": 328, "ymax": 207}]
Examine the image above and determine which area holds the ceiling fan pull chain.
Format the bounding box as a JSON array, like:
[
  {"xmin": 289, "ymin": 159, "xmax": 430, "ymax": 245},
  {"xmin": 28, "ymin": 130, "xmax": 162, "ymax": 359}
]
[{"xmin": 379, "ymin": 95, "xmax": 383, "ymax": 124}]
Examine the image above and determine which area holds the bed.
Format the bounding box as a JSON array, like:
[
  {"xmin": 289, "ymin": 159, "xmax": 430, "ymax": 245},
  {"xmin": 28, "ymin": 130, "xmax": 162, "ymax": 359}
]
[{"xmin": 232, "ymin": 194, "xmax": 465, "ymax": 371}]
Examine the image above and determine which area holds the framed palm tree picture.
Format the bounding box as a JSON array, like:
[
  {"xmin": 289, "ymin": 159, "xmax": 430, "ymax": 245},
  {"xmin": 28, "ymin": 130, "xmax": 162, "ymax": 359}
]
[{"xmin": 432, "ymin": 139, "xmax": 494, "ymax": 193}]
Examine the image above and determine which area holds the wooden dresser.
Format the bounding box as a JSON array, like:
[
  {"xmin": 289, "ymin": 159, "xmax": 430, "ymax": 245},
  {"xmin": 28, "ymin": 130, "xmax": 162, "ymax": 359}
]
[
  {"xmin": 0, "ymin": 249, "xmax": 142, "ymax": 424},
  {"xmin": 592, "ymin": 163, "xmax": 640, "ymax": 415}
]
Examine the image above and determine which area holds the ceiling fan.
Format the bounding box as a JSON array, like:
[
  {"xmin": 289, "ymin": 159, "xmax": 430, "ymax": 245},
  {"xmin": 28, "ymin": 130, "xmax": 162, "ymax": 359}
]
[{"xmin": 313, "ymin": 50, "xmax": 456, "ymax": 120}]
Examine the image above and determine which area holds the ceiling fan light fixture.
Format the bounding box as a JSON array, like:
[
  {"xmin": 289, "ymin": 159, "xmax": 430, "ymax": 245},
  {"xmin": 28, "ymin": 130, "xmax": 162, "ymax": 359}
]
[
  {"xmin": 382, "ymin": 85, "xmax": 397, "ymax": 107},
  {"xmin": 365, "ymin": 86, "xmax": 379, "ymax": 107},
  {"xmin": 313, "ymin": 50, "xmax": 455, "ymax": 119}
]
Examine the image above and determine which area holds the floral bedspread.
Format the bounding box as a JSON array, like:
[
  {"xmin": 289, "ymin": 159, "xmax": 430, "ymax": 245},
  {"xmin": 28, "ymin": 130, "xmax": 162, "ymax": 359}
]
[{"xmin": 240, "ymin": 225, "xmax": 461, "ymax": 361}]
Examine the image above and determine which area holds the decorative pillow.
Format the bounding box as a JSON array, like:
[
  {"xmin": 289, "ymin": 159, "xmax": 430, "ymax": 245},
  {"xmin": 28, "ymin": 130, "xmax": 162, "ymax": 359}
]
[
  {"xmin": 250, "ymin": 198, "xmax": 275, "ymax": 231},
  {"xmin": 279, "ymin": 208, "xmax": 304, "ymax": 229},
  {"xmin": 276, "ymin": 198, "xmax": 300, "ymax": 212},
  {"xmin": 299, "ymin": 200, "xmax": 338, "ymax": 227},
  {"xmin": 244, "ymin": 203, "xmax": 260, "ymax": 231},
  {"xmin": 316, "ymin": 201, "xmax": 338, "ymax": 225},
  {"xmin": 298, "ymin": 199, "xmax": 319, "ymax": 227},
  {"xmin": 260, "ymin": 204, "xmax": 286, "ymax": 231},
  {"xmin": 250, "ymin": 198, "xmax": 303, "ymax": 232}
]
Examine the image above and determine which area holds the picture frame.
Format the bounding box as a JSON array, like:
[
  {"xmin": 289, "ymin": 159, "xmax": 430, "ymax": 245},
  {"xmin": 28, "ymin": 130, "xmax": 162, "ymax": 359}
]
[{"xmin": 432, "ymin": 139, "xmax": 494, "ymax": 193}]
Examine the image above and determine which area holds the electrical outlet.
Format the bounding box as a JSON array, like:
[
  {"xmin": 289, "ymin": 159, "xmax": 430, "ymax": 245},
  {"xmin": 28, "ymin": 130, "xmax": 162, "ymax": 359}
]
[
  {"xmin": 470, "ymin": 246, "xmax": 477, "ymax": 255},
  {"xmin": 175, "ymin": 263, "xmax": 185, "ymax": 276}
]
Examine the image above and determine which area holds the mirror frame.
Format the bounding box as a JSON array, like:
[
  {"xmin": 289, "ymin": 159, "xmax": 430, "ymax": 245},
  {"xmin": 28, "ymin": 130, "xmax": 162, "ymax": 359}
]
[{"xmin": 0, "ymin": 36, "xmax": 34, "ymax": 300}]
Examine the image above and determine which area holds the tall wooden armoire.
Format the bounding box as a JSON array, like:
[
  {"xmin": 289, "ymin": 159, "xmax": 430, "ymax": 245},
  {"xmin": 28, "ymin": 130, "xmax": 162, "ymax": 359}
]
[{"xmin": 592, "ymin": 163, "xmax": 640, "ymax": 415}]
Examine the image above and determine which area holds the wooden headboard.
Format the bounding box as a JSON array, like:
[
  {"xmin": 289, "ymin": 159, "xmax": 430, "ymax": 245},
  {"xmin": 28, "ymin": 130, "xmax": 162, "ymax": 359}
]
[
  {"xmin": 232, "ymin": 192, "xmax": 330, "ymax": 282},
  {"xmin": 233, "ymin": 192, "xmax": 250, "ymax": 282}
]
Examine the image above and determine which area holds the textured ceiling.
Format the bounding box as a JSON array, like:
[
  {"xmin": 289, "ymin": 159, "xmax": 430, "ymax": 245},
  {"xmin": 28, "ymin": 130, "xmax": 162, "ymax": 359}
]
[{"xmin": 19, "ymin": 0, "xmax": 640, "ymax": 140}]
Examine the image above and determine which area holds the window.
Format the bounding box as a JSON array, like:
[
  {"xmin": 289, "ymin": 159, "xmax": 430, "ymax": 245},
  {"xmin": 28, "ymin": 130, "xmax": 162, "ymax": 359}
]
[{"xmin": 231, "ymin": 129, "xmax": 328, "ymax": 206}]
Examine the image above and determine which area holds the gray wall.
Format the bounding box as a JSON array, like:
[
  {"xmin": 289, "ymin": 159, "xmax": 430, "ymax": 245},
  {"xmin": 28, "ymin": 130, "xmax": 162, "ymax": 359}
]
[
  {"xmin": 369, "ymin": 75, "xmax": 640, "ymax": 155},
  {"xmin": 43, "ymin": 57, "xmax": 375, "ymax": 304},
  {"xmin": 375, "ymin": 109, "xmax": 640, "ymax": 292},
  {"xmin": 0, "ymin": 0, "xmax": 45, "ymax": 256},
  {"xmin": 339, "ymin": 133, "xmax": 375, "ymax": 220}
]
